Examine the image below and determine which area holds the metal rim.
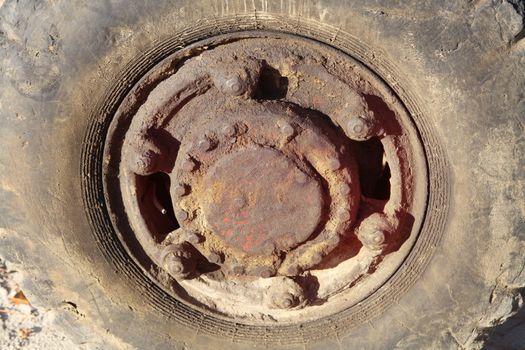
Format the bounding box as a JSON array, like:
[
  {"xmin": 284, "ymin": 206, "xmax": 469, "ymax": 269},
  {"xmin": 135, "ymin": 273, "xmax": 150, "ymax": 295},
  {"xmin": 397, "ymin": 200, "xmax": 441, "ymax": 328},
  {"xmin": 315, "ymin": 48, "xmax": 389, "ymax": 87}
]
[
  {"xmin": 103, "ymin": 32, "xmax": 427, "ymax": 324},
  {"xmin": 79, "ymin": 17, "xmax": 450, "ymax": 344}
]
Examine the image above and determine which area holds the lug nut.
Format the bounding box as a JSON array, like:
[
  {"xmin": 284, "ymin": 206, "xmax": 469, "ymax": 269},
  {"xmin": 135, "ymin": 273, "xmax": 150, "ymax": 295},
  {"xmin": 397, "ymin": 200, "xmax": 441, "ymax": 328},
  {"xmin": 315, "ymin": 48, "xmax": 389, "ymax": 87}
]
[
  {"xmin": 208, "ymin": 252, "xmax": 223, "ymax": 264},
  {"xmin": 266, "ymin": 277, "xmax": 305, "ymax": 309},
  {"xmin": 131, "ymin": 149, "xmax": 159, "ymax": 175},
  {"xmin": 280, "ymin": 122, "xmax": 295, "ymax": 139},
  {"xmin": 175, "ymin": 209, "xmax": 189, "ymax": 221},
  {"xmin": 222, "ymin": 76, "xmax": 246, "ymax": 96},
  {"xmin": 181, "ymin": 157, "xmax": 197, "ymax": 172},
  {"xmin": 233, "ymin": 197, "xmax": 246, "ymax": 209},
  {"xmin": 232, "ymin": 265, "xmax": 244, "ymax": 275},
  {"xmin": 222, "ymin": 124, "xmax": 237, "ymax": 137},
  {"xmin": 196, "ymin": 137, "xmax": 212, "ymax": 152},
  {"xmin": 340, "ymin": 183, "xmax": 351, "ymax": 195},
  {"xmin": 173, "ymin": 184, "xmax": 188, "ymax": 197},
  {"xmin": 347, "ymin": 116, "xmax": 372, "ymax": 141},
  {"xmin": 275, "ymin": 293, "xmax": 296, "ymax": 309},
  {"xmin": 371, "ymin": 230, "xmax": 385, "ymax": 244},
  {"xmin": 161, "ymin": 244, "xmax": 196, "ymax": 279},
  {"xmin": 186, "ymin": 231, "xmax": 203, "ymax": 244},
  {"xmin": 337, "ymin": 208, "xmax": 351, "ymax": 222},
  {"xmin": 295, "ymin": 171, "xmax": 308, "ymax": 184},
  {"xmin": 327, "ymin": 158, "xmax": 341, "ymax": 171}
]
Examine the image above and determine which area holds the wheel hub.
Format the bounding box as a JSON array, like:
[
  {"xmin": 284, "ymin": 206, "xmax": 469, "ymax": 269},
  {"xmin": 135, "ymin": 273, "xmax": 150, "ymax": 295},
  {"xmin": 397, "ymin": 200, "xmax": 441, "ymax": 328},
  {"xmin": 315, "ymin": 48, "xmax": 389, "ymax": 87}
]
[
  {"xmin": 202, "ymin": 147, "xmax": 323, "ymax": 256},
  {"xmin": 104, "ymin": 32, "xmax": 428, "ymax": 323}
]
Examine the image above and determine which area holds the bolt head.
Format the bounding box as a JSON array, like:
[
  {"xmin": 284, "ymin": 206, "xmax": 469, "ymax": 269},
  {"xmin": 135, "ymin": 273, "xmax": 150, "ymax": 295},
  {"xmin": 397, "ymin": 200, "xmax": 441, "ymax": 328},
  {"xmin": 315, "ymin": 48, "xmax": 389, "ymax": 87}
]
[
  {"xmin": 340, "ymin": 183, "xmax": 351, "ymax": 195},
  {"xmin": 232, "ymin": 265, "xmax": 244, "ymax": 275},
  {"xmin": 295, "ymin": 171, "xmax": 308, "ymax": 184},
  {"xmin": 223, "ymin": 76, "xmax": 246, "ymax": 96},
  {"xmin": 176, "ymin": 209, "xmax": 189, "ymax": 221},
  {"xmin": 275, "ymin": 293, "xmax": 296, "ymax": 309},
  {"xmin": 131, "ymin": 149, "xmax": 159, "ymax": 175},
  {"xmin": 181, "ymin": 158, "xmax": 197, "ymax": 172},
  {"xmin": 222, "ymin": 124, "xmax": 237, "ymax": 137},
  {"xmin": 174, "ymin": 184, "xmax": 188, "ymax": 197},
  {"xmin": 337, "ymin": 208, "xmax": 351, "ymax": 222},
  {"xmin": 347, "ymin": 117, "xmax": 372, "ymax": 141},
  {"xmin": 328, "ymin": 158, "xmax": 341, "ymax": 171},
  {"xmin": 186, "ymin": 231, "xmax": 203, "ymax": 244},
  {"xmin": 280, "ymin": 122, "xmax": 295, "ymax": 139},
  {"xmin": 162, "ymin": 244, "xmax": 195, "ymax": 279},
  {"xmin": 196, "ymin": 137, "xmax": 212, "ymax": 152},
  {"xmin": 372, "ymin": 230, "xmax": 385, "ymax": 244},
  {"xmin": 233, "ymin": 197, "xmax": 246, "ymax": 209},
  {"xmin": 208, "ymin": 252, "xmax": 222, "ymax": 264}
]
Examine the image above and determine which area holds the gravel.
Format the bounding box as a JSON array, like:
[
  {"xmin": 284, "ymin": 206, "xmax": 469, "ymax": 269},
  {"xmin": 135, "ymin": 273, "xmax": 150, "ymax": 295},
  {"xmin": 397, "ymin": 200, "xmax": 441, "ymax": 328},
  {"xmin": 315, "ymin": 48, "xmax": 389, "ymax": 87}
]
[{"xmin": 0, "ymin": 258, "xmax": 76, "ymax": 350}]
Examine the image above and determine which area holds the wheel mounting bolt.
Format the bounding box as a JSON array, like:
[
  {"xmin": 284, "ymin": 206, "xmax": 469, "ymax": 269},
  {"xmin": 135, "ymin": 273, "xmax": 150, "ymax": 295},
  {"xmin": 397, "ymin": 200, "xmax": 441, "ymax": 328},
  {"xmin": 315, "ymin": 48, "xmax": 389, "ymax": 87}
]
[
  {"xmin": 295, "ymin": 171, "xmax": 308, "ymax": 184},
  {"xmin": 181, "ymin": 157, "xmax": 197, "ymax": 172},
  {"xmin": 176, "ymin": 209, "xmax": 189, "ymax": 221},
  {"xmin": 222, "ymin": 124, "xmax": 236, "ymax": 137},
  {"xmin": 280, "ymin": 122, "xmax": 295, "ymax": 139},
  {"xmin": 174, "ymin": 184, "xmax": 188, "ymax": 197},
  {"xmin": 161, "ymin": 244, "xmax": 195, "ymax": 280},
  {"xmin": 275, "ymin": 293, "xmax": 296, "ymax": 309},
  {"xmin": 337, "ymin": 208, "xmax": 351, "ymax": 222},
  {"xmin": 208, "ymin": 252, "xmax": 223, "ymax": 264},
  {"xmin": 340, "ymin": 183, "xmax": 351, "ymax": 195},
  {"xmin": 196, "ymin": 137, "xmax": 212, "ymax": 152},
  {"xmin": 328, "ymin": 158, "xmax": 341, "ymax": 171},
  {"xmin": 347, "ymin": 116, "xmax": 372, "ymax": 141},
  {"xmin": 223, "ymin": 76, "xmax": 246, "ymax": 96}
]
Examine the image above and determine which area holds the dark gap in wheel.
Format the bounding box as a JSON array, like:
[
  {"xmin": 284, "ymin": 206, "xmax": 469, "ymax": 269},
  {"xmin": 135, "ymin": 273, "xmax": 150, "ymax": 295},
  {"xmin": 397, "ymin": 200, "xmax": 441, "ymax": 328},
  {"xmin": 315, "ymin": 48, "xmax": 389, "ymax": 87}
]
[
  {"xmin": 354, "ymin": 138, "xmax": 391, "ymax": 200},
  {"xmin": 136, "ymin": 172, "xmax": 179, "ymax": 241},
  {"xmin": 254, "ymin": 64, "xmax": 288, "ymax": 100}
]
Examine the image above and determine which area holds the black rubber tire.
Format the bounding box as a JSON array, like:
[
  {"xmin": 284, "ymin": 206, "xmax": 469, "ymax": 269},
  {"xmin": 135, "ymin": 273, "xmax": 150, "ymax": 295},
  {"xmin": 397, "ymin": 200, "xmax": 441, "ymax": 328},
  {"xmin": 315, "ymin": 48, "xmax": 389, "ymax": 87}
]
[{"xmin": 1, "ymin": 1, "xmax": 524, "ymax": 349}]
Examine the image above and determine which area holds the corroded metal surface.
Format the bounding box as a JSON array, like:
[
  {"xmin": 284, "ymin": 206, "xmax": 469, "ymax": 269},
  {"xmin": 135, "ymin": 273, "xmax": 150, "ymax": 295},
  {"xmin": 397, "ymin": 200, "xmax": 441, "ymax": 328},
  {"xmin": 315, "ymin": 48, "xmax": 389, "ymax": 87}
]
[{"xmin": 107, "ymin": 33, "xmax": 427, "ymax": 322}]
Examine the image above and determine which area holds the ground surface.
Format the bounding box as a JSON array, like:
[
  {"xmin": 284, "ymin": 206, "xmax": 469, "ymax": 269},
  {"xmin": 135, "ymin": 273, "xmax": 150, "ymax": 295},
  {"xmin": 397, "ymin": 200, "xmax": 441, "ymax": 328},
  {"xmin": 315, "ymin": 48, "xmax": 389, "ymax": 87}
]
[
  {"xmin": 1, "ymin": 256, "xmax": 525, "ymax": 350},
  {"xmin": 0, "ymin": 258, "xmax": 76, "ymax": 350}
]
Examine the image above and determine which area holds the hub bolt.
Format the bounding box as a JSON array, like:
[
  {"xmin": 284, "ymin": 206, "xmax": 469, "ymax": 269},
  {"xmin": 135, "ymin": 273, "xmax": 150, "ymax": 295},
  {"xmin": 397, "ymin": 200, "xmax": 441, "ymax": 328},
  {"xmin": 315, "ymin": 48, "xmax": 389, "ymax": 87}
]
[
  {"xmin": 340, "ymin": 183, "xmax": 351, "ymax": 195},
  {"xmin": 328, "ymin": 158, "xmax": 341, "ymax": 171},
  {"xmin": 173, "ymin": 184, "xmax": 188, "ymax": 197},
  {"xmin": 161, "ymin": 244, "xmax": 196, "ymax": 279},
  {"xmin": 175, "ymin": 209, "xmax": 189, "ymax": 222},
  {"xmin": 280, "ymin": 122, "xmax": 295, "ymax": 139},
  {"xmin": 196, "ymin": 137, "xmax": 213, "ymax": 152},
  {"xmin": 181, "ymin": 157, "xmax": 197, "ymax": 172},
  {"xmin": 266, "ymin": 277, "xmax": 305, "ymax": 309},
  {"xmin": 222, "ymin": 124, "xmax": 237, "ymax": 137},
  {"xmin": 222, "ymin": 76, "xmax": 246, "ymax": 96},
  {"xmin": 347, "ymin": 116, "xmax": 373, "ymax": 141}
]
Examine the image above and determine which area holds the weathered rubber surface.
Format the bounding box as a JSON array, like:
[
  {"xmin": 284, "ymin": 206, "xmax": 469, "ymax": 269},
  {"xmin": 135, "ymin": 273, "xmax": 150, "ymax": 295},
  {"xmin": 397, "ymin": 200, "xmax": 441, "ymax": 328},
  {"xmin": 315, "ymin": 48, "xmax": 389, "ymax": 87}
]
[{"xmin": 0, "ymin": 1, "xmax": 524, "ymax": 349}]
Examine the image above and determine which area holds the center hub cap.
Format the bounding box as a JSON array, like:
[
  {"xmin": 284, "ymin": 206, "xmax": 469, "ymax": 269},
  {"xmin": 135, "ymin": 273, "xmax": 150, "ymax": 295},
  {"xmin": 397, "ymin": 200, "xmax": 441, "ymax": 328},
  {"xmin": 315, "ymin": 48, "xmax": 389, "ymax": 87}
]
[{"xmin": 202, "ymin": 148, "xmax": 324, "ymax": 256}]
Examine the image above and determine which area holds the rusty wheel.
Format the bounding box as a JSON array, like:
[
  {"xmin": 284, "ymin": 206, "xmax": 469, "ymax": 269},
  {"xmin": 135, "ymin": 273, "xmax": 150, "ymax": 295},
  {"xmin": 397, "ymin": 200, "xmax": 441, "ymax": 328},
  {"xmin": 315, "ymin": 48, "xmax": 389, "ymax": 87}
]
[
  {"xmin": 3, "ymin": 2, "xmax": 524, "ymax": 349},
  {"xmin": 103, "ymin": 32, "xmax": 428, "ymax": 324}
]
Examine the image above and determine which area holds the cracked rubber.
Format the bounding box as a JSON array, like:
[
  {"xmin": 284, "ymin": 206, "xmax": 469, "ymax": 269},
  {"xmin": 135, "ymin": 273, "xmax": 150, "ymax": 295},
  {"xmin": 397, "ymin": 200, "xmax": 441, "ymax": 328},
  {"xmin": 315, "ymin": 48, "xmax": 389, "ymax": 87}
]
[{"xmin": 0, "ymin": 1, "xmax": 524, "ymax": 349}]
